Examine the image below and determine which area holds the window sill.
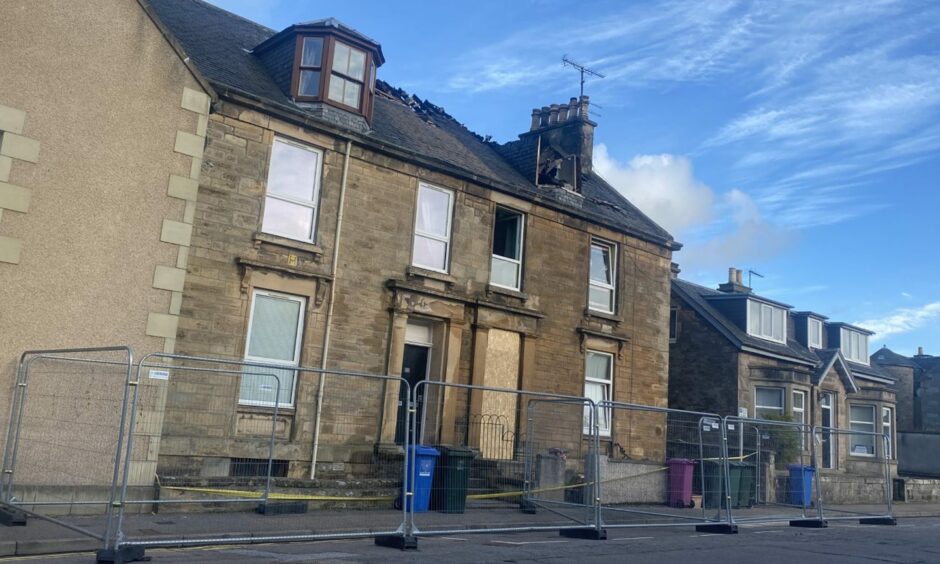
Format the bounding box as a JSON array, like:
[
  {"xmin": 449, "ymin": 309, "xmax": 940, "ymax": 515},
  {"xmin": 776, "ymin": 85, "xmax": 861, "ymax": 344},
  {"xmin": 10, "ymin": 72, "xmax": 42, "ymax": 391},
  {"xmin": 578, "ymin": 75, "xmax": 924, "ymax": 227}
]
[
  {"xmin": 406, "ymin": 265, "xmax": 456, "ymax": 285},
  {"xmin": 253, "ymin": 232, "xmax": 324, "ymax": 257},
  {"xmin": 487, "ymin": 284, "xmax": 528, "ymax": 300},
  {"xmin": 237, "ymin": 403, "xmax": 295, "ymax": 415},
  {"xmin": 584, "ymin": 309, "xmax": 623, "ymax": 324}
]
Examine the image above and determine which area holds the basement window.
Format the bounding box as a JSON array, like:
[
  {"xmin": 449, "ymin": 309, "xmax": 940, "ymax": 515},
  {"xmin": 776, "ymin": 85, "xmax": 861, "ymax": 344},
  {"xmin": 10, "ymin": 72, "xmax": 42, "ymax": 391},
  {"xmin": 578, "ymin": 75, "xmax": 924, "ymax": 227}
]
[{"xmin": 230, "ymin": 458, "xmax": 289, "ymax": 478}]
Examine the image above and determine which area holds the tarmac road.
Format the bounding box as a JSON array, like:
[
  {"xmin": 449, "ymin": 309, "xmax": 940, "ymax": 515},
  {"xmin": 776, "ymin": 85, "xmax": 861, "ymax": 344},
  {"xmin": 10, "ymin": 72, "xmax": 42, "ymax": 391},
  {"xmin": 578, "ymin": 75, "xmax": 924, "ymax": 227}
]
[{"xmin": 4, "ymin": 517, "xmax": 940, "ymax": 563}]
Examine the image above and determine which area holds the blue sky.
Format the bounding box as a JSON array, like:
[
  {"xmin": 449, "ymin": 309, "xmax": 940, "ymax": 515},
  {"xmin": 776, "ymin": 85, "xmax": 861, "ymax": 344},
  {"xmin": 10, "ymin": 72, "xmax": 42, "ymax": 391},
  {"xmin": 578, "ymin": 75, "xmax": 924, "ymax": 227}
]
[{"xmin": 210, "ymin": 0, "xmax": 940, "ymax": 357}]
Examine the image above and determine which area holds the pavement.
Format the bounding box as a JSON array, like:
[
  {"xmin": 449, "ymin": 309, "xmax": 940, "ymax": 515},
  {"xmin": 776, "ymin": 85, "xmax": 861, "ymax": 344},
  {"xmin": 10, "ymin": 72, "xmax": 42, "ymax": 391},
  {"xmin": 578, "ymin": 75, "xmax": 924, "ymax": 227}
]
[
  {"xmin": 3, "ymin": 515, "xmax": 940, "ymax": 563},
  {"xmin": 1, "ymin": 500, "xmax": 938, "ymax": 560}
]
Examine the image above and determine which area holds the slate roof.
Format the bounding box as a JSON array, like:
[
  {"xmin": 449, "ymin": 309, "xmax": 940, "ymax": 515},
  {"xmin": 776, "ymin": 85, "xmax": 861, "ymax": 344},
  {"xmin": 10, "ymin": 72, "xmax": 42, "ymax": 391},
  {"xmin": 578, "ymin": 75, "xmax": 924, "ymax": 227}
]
[
  {"xmin": 146, "ymin": 0, "xmax": 677, "ymax": 249},
  {"xmin": 672, "ymin": 279, "xmax": 818, "ymax": 365},
  {"xmin": 673, "ymin": 278, "xmax": 896, "ymax": 383},
  {"xmin": 871, "ymin": 346, "xmax": 920, "ymax": 368}
]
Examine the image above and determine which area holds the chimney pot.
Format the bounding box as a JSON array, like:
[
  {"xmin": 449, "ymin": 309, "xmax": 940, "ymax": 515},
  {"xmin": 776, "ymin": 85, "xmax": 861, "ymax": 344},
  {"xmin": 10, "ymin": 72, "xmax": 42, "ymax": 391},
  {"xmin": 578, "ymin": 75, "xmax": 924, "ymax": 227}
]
[
  {"xmin": 579, "ymin": 95, "xmax": 590, "ymax": 120},
  {"xmin": 558, "ymin": 104, "xmax": 569, "ymax": 122},
  {"xmin": 548, "ymin": 104, "xmax": 560, "ymax": 125},
  {"xmin": 540, "ymin": 106, "xmax": 550, "ymax": 127},
  {"xmin": 569, "ymin": 97, "xmax": 579, "ymax": 119},
  {"xmin": 736, "ymin": 269, "xmax": 744, "ymax": 285},
  {"xmin": 918, "ymin": 346, "xmax": 924, "ymax": 356},
  {"xmin": 530, "ymin": 109, "xmax": 541, "ymax": 131},
  {"xmin": 728, "ymin": 267, "xmax": 736, "ymax": 283}
]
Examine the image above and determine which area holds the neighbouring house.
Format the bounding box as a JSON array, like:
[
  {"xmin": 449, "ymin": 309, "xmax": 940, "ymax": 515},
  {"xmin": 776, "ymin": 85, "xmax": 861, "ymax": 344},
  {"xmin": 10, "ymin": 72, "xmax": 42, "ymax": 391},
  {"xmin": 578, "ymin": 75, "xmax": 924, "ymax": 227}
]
[
  {"xmin": 669, "ymin": 267, "xmax": 897, "ymax": 502},
  {"xmin": 873, "ymin": 346, "xmax": 940, "ymax": 481},
  {"xmin": 0, "ymin": 0, "xmax": 212, "ymax": 494},
  {"xmin": 145, "ymin": 0, "xmax": 680, "ymax": 481}
]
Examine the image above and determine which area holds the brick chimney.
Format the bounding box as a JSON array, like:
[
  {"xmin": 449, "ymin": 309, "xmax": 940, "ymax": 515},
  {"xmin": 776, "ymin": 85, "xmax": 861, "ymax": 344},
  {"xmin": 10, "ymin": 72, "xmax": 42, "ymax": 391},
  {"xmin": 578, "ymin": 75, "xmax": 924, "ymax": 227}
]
[
  {"xmin": 718, "ymin": 267, "xmax": 751, "ymax": 294},
  {"xmin": 522, "ymin": 95, "xmax": 596, "ymax": 192}
]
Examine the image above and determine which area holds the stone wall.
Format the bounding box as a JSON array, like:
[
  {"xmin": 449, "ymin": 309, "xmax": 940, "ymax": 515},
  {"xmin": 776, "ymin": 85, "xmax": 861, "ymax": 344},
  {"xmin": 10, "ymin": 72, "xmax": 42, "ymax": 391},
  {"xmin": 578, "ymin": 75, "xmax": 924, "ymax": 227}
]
[{"xmin": 167, "ymin": 98, "xmax": 674, "ymax": 478}]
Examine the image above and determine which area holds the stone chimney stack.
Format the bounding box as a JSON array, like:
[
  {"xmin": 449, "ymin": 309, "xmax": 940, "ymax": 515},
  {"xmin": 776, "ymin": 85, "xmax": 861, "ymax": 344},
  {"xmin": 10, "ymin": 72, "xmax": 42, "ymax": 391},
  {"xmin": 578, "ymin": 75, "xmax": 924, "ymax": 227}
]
[
  {"xmin": 917, "ymin": 346, "xmax": 925, "ymax": 356},
  {"xmin": 523, "ymin": 94, "xmax": 597, "ymax": 191},
  {"xmin": 718, "ymin": 266, "xmax": 751, "ymax": 294}
]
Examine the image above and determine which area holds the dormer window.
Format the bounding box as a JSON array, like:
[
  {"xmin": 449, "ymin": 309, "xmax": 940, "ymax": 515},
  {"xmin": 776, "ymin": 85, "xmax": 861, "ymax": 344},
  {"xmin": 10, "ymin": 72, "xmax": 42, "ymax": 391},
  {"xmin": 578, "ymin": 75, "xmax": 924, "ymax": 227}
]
[
  {"xmin": 255, "ymin": 19, "xmax": 384, "ymax": 127},
  {"xmin": 841, "ymin": 328, "xmax": 869, "ymax": 365},
  {"xmin": 747, "ymin": 299, "xmax": 786, "ymax": 344},
  {"xmin": 288, "ymin": 33, "xmax": 379, "ymax": 120},
  {"xmin": 328, "ymin": 41, "xmax": 366, "ymax": 108},
  {"xmin": 298, "ymin": 37, "xmax": 324, "ymax": 97},
  {"xmin": 808, "ymin": 317, "xmax": 823, "ymax": 349}
]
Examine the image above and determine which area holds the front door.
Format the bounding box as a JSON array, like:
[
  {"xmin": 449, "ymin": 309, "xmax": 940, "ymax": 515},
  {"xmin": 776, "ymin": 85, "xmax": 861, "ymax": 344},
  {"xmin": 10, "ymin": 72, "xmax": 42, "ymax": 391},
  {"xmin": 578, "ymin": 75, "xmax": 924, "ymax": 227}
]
[{"xmin": 394, "ymin": 344, "xmax": 430, "ymax": 444}]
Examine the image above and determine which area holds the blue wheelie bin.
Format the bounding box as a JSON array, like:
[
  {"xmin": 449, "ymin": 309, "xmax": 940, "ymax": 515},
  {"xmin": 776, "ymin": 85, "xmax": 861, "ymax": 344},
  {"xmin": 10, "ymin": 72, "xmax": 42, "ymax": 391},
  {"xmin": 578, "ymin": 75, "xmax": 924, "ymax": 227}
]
[
  {"xmin": 788, "ymin": 464, "xmax": 815, "ymax": 506},
  {"xmin": 397, "ymin": 445, "xmax": 439, "ymax": 512}
]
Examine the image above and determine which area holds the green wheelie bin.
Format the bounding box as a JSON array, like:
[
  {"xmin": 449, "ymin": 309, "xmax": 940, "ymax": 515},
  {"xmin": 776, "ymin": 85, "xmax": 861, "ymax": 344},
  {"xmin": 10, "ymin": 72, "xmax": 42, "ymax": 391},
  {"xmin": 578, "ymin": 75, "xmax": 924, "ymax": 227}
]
[{"xmin": 430, "ymin": 446, "xmax": 475, "ymax": 513}]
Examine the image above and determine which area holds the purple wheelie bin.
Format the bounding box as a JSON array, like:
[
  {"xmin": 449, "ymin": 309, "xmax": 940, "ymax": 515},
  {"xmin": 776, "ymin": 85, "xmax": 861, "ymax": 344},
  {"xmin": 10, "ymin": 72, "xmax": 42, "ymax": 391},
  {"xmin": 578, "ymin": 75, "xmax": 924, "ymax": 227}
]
[{"xmin": 667, "ymin": 458, "xmax": 696, "ymax": 508}]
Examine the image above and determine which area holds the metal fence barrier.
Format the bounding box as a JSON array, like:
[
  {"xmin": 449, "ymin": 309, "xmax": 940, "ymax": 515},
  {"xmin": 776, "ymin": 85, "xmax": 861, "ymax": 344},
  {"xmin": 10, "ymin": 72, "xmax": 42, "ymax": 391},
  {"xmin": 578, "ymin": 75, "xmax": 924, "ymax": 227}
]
[
  {"xmin": 406, "ymin": 381, "xmax": 604, "ymax": 540},
  {"xmin": 813, "ymin": 427, "xmax": 894, "ymax": 525},
  {"xmin": 597, "ymin": 402, "xmax": 732, "ymax": 532},
  {"xmin": 108, "ymin": 353, "xmax": 414, "ymax": 558},
  {"xmin": 722, "ymin": 416, "xmax": 821, "ymax": 526},
  {"xmin": 0, "ymin": 347, "xmax": 135, "ymax": 548}
]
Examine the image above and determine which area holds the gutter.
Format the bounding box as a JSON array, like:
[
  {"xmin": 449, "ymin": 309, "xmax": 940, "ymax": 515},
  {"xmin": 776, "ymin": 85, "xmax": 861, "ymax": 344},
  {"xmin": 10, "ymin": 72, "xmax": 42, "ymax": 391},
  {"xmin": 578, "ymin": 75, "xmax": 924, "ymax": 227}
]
[{"xmin": 309, "ymin": 139, "xmax": 352, "ymax": 479}]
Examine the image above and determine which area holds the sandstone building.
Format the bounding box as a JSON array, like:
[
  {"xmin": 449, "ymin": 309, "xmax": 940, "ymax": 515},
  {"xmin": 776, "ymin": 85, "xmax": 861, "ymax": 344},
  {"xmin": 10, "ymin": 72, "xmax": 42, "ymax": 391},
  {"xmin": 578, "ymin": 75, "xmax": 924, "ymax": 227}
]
[
  {"xmin": 669, "ymin": 267, "xmax": 897, "ymax": 498},
  {"xmin": 147, "ymin": 0, "xmax": 679, "ymax": 479}
]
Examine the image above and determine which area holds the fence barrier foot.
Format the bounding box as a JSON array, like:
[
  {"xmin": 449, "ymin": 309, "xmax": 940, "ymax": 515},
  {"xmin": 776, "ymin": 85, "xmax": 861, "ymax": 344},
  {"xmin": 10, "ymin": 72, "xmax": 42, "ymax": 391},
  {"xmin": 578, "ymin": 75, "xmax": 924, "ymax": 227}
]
[
  {"xmin": 559, "ymin": 527, "xmax": 607, "ymax": 540},
  {"xmin": 695, "ymin": 523, "xmax": 738, "ymax": 534},
  {"xmin": 519, "ymin": 499, "xmax": 538, "ymax": 514},
  {"xmin": 95, "ymin": 546, "xmax": 147, "ymax": 564},
  {"xmin": 374, "ymin": 534, "xmax": 418, "ymax": 550},
  {"xmin": 789, "ymin": 519, "xmax": 827, "ymax": 528},
  {"xmin": 0, "ymin": 507, "xmax": 26, "ymax": 526},
  {"xmin": 256, "ymin": 501, "xmax": 308, "ymax": 515},
  {"xmin": 859, "ymin": 517, "xmax": 897, "ymax": 526}
]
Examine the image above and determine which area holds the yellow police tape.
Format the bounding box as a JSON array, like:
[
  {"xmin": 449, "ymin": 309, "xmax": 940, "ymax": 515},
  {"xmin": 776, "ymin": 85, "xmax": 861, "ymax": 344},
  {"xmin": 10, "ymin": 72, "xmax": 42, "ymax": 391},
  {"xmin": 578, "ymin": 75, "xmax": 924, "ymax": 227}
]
[{"xmin": 157, "ymin": 464, "xmax": 671, "ymax": 503}]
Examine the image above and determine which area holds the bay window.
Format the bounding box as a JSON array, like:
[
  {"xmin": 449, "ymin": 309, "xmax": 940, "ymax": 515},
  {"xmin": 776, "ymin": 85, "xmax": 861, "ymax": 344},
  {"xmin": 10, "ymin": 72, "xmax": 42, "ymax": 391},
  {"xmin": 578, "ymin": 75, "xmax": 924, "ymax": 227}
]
[
  {"xmin": 849, "ymin": 405, "xmax": 876, "ymax": 456},
  {"xmin": 883, "ymin": 407, "xmax": 894, "ymax": 460},
  {"xmin": 755, "ymin": 387, "xmax": 784, "ymax": 419}
]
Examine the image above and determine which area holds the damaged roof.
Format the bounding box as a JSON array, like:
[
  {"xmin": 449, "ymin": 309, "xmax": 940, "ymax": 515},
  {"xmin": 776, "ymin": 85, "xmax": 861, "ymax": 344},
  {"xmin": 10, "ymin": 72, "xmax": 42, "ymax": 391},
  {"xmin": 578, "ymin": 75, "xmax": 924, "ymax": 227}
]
[{"xmin": 145, "ymin": 0, "xmax": 677, "ymax": 249}]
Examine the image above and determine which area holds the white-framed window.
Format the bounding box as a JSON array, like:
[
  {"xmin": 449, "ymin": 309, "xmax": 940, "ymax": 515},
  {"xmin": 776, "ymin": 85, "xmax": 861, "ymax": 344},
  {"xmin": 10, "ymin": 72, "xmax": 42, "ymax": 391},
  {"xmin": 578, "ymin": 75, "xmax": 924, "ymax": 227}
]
[
  {"xmin": 883, "ymin": 407, "xmax": 894, "ymax": 460},
  {"xmin": 584, "ymin": 350, "xmax": 613, "ymax": 436},
  {"xmin": 669, "ymin": 307, "xmax": 678, "ymax": 343},
  {"xmin": 792, "ymin": 390, "xmax": 806, "ymax": 448},
  {"xmin": 747, "ymin": 300, "xmax": 786, "ymax": 344},
  {"xmin": 241, "ymin": 289, "xmax": 306, "ymax": 407},
  {"xmin": 849, "ymin": 405, "xmax": 876, "ymax": 457},
  {"xmin": 588, "ymin": 240, "xmax": 617, "ymax": 314},
  {"xmin": 412, "ymin": 183, "xmax": 454, "ymax": 272},
  {"xmin": 841, "ymin": 328, "xmax": 869, "ymax": 365},
  {"xmin": 808, "ymin": 318, "xmax": 823, "ymax": 349},
  {"xmin": 755, "ymin": 387, "xmax": 784, "ymax": 419},
  {"xmin": 820, "ymin": 392, "xmax": 835, "ymax": 469},
  {"xmin": 490, "ymin": 207, "xmax": 524, "ymax": 290},
  {"xmin": 261, "ymin": 137, "xmax": 323, "ymax": 243}
]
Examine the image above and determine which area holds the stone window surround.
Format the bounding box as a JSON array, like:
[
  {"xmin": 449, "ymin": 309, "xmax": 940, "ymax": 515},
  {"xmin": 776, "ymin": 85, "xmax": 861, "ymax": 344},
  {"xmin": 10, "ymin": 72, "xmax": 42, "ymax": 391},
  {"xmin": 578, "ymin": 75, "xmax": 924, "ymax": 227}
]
[
  {"xmin": 259, "ymin": 136, "xmax": 325, "ymax": 245},
  {"xmin": 240, "ymin": 288, "xmax": 307, "ymax": 409},
  {"xmin": 588, "ymin": 237, "xmax": 618, "ymax": 315}
]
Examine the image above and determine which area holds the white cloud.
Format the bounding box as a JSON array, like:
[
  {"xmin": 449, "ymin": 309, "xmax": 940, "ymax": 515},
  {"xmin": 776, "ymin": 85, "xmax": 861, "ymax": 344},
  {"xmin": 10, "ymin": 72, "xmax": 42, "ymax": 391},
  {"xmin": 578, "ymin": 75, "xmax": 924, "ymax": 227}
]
[
  {"xmin": 856, "ymin": 301, "xmax": 940, "ymax": 339},
  {"xmin": 593, "ymin": 145, "xmax": 714, "ymax": 234}
]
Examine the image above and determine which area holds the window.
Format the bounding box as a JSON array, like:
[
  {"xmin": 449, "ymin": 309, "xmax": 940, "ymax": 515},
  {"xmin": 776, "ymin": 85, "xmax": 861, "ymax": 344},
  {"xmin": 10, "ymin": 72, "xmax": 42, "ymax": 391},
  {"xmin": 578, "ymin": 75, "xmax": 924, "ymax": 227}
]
[
  {"xmin": 412, "ymin": 183, "xmax": 453, "ymax": 272},
  {"xmin": 883, "ymin": 407, "xmax": 894, "ymax": 460},
  {"xmin": 821, "ymin": 393, "xmax": 835, "ymax": 469},
  {"xmin": 841, "ymin": 328, "xmax": 869, "ymax": 365},
  {"xmin": 588, "ymin": 240, "xmax": 617, "ymax": 313},
  {"xmin": 241, "ymin": 290, "xmax": 305, "ymax": 407},
  {"xmin": 584, "ymin": 351, "xmax": 613, "ymax": 436},
  {"xmin": 808, "ymin": 318, "xmax": 823, "ymax": 349},
  {"xmin": 328, "ymin": 41, "xmax": 366, "ymax": 108},
  {"xmin": 669, "ymin": 307, "xmax": 678, "ymax": 343},
  {"xmin": 849, "ymin": 405, "xmax": 876, "ymax": 456},
  {"xmin": 490, "ymin": 207, "xmax": 524, "ymax": 290},
  {"xmin": 297, "ymin": 37, "xmax": 323, "ymax": 97},
  {"xmin": 747, "ymin": 300, "xmax": 786, "ymax": 344},
  {"xmin": 261, "ymin": 138, "xmax": 323, "ymax": 243},
  {"xmin": 755, "ymin": 387, "xmax": 784, "ymax": 419},
  {"xmin": 792, "ymin": 390, "xmax": 806, "ymax": 448}
]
